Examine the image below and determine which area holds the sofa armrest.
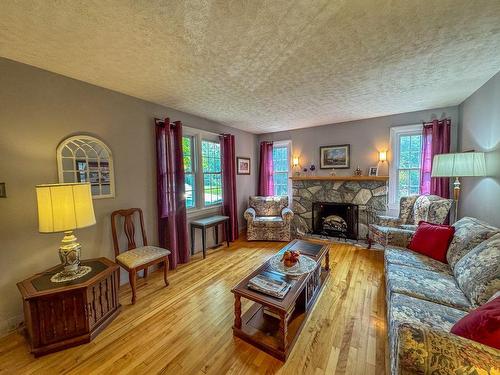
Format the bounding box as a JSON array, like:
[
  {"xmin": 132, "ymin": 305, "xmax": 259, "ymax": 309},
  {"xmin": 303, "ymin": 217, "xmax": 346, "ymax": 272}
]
[
  {"xmin": 281, "ymin": 207, "xmax": 294, "ymax": 224},
  {"xmin": 396, "ymin": 324, "xmax": 500, "ymax": 375},
  {"xmin": 386, "ymin": 228, "xmax": 414, "ymax": 248},
  {"xmin": 244, "ymin": 208, "xmax": 256, "ymax": 223},
  {"xmin": 376, "ymin": 215, "xmax": 403, "ymax": 227}
]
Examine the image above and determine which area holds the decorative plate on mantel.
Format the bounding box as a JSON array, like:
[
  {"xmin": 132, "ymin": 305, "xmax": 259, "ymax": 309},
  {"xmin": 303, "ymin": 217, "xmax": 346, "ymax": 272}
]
[{"xmin": 269, "ymin": 254, "xmax": 317, "ymax": 278}]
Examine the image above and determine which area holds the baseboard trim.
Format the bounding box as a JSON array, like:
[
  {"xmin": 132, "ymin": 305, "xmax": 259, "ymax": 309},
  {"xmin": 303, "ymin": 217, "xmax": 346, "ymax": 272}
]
[{"xmin": 0, "ymin": 314, "xmax": 23, "ymax": 338}]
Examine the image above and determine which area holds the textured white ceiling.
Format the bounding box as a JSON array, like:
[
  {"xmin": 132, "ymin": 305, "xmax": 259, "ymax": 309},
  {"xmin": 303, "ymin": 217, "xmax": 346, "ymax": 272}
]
[{"xmin": 1, "ymin": 1, "xmax": 500, "ymax": 134}]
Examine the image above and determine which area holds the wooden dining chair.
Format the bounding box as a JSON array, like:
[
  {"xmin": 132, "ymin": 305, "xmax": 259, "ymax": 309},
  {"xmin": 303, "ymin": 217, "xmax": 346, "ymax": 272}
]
[{"xmin": 111, "ymin": 208, "xmax": 170, "ymax": 304}]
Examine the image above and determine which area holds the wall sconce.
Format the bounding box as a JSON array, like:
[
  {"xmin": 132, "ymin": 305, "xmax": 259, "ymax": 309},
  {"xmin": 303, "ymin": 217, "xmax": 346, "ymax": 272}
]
[
  {"xmin": 378, "ymin": 151, "xmax": 387, "ymax": 162},
  {"xmin": 292, "ymin": 157, "xmax": 300, "ymax": 167}
]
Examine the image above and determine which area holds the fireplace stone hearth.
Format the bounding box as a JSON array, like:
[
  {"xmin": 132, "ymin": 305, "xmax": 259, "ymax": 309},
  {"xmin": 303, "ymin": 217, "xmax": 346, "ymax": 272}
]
[{"xmin": 291, "ymin": 177, "xmax": 388, "ymax": 239}]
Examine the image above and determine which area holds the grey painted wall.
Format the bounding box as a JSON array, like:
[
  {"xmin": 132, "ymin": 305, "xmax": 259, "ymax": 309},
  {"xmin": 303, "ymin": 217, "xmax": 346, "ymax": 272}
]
[
  {"xmin": 0, "ymin": 58, "xmax": 257, "ymax": 334},
  {"xmin": 257, "ymin": 107, "xmax": 459, "ymax": 178},
  {"xmin": 458, "ymin": 71, "xmax": 500, "ymax": 227}
]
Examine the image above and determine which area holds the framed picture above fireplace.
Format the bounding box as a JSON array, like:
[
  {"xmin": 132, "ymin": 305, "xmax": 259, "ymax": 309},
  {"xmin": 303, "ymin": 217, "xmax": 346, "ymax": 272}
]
[{"xmin": 319, "ymin": 144, "xmax": 350, "ymax": 169}]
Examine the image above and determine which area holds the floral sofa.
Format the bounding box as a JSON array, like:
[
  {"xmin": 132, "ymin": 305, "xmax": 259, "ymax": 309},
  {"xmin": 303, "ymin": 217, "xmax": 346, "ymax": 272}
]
[
  {"xmin": 244, "ymin": 196, "xmax": 293, "ymax": 241},
  {"xmin": 385, "ymin": 216, "xmax": 500, "ymax": 374},
  {"xmin": 369, "ymin": 194, "xmax": 452, "ymax": 248}
]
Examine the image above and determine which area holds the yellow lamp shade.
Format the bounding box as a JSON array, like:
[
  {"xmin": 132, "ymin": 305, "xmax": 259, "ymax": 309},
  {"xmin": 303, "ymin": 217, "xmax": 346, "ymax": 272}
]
[
  {"xmin": 431, "ymin": 152, "xmax": 486, "ymax": 177},
  {"xmin": 292, "ymin": 157, "xmax": 299, "ymax": 167},
  {"xmin": 378, "ymin": 151, "xmax": 387, "ymax": 162},
  {"xmin": 36, "ymin": 183, "xmax": 96, "ymax": 233}
]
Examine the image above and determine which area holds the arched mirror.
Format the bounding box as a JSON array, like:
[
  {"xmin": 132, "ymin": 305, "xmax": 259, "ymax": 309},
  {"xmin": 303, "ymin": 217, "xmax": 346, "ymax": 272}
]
[{"xmin": 57, "ymin": 135, "xmax": 115, "ymax": 199}]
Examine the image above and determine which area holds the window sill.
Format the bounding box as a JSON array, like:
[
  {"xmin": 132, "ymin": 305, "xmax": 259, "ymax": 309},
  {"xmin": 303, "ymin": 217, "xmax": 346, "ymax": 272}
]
[{"xmin": 187, "ymin": 205, "xmax": 223, "ymax": 219}]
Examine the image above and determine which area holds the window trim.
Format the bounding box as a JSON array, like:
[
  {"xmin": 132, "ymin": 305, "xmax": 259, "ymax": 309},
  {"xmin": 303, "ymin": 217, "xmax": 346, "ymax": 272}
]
[
  {"xmin": 183, "ymin": 126, "xmax": 222, "ymax": 216},
  {"xmin": 272, "ymin": 140, "xmax": 292, "ymax": 199},
  {"xmin": 388, "ymin": 124, "xmax": 422, "ymax": 211}
]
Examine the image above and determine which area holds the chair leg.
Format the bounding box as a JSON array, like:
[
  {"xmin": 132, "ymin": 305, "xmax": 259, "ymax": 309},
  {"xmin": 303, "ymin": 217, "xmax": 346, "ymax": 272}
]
[
  {"xmin": 129, "ymin": 269, "xmax": 137, "ymax": 304},
  {"xmin": 163, "ymin": 258, "xmax": 169, "ymax": 287}
]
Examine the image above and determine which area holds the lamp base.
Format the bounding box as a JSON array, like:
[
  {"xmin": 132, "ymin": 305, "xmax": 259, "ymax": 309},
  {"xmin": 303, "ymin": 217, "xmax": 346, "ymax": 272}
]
[{"xmin": 51, "ymin": 230, "xmax": 92, "ymax": 283}]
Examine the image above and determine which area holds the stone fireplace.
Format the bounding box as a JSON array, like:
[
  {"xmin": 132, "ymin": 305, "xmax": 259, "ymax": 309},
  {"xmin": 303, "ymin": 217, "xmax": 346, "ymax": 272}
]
[{"xmin": 291, "ymin": 176, "xmax": 388, "ymax": 239}]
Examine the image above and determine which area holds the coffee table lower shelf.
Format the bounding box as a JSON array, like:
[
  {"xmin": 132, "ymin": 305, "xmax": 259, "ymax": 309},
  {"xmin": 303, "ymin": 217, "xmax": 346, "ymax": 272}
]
[{"xmin": 233, "ymin": 268, "xmax": 328, "ymax": 361}]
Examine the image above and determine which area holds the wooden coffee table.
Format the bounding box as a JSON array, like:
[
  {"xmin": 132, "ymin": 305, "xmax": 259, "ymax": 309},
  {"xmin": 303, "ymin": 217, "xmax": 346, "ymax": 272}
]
[{"xmin": 231, "ymin": 239, "xmax": 330, "ymax": 361}]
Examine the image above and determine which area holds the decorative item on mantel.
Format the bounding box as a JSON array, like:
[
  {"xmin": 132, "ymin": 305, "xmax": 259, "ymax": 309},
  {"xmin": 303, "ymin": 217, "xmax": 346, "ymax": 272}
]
[
  {"xmin": 309, "ymin": 164, "xmax": 316, "ymax": 176},
  {"xmin": 36, "ymin": 183, "xmax": 96, "ymax": 283},
  {"xmin": 354, "ymin": 166, "xmax": 362, "ymax": 176}
]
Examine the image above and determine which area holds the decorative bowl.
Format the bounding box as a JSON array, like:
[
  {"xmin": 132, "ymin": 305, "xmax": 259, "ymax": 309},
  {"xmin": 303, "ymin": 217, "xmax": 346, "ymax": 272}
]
[{"xmin": 269, "ymin": 254, "xmax": 317, "ymax": 277}]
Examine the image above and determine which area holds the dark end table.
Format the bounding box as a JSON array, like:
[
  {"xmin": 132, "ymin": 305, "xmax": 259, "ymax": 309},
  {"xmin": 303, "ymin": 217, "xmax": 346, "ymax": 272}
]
[
  {"xmin": 190, "ymin": 215, "xmax": 230, "ymax": 258},
  {"xmin": 17, "ymin": 257, "xmax": 121, "ymax": 357}
]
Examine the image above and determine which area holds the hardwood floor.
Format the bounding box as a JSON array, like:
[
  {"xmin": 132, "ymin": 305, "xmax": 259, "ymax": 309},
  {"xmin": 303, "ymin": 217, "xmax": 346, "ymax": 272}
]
[{"xmin": 0, "ymin": 239, "xmax": 387, "ymax": 375}]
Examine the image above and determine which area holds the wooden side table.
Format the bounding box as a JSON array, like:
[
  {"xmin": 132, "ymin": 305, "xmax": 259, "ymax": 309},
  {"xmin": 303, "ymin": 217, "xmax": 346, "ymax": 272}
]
[
  {"xmin": 190, "ymin": 215, "xmax": 230, "ymax": 258},
  {"xmin": 17, "ymin": 257, "xmax": 121, "ymax": 357}
]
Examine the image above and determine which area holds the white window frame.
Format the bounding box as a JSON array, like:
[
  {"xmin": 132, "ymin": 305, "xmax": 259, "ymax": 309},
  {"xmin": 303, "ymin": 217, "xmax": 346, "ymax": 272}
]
[
  {"xmin": 272, "ymin": 140, "xmax": 292, "ymax": 199},
  {"xmin": 388, "ymin": 124, "xmax": 423, "ymax": 211},
  {"xmin": 183, "ymin": 126, "xmax": 222, "ymax": 217}
]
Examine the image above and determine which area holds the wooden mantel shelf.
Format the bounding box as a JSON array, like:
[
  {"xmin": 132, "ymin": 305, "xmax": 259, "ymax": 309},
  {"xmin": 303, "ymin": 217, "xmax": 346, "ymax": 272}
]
[{"xmin": 290, "ymin": 175, "xmax": 389, "ymax": 181}]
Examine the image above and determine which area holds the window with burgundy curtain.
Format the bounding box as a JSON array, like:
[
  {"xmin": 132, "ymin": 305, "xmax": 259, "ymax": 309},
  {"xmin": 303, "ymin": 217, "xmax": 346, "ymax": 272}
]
[
  {"xmin": 220, "ymin": 134, "xmax": 239, "ymax": 241},
  {"xmin": 258, "ymin": 141, "xmax": 274, "ymax": 196},
  {"xmin": 155, "ymin": 118, "xmax": 189, "ymax": 269},
  {"xmin": 420, "ymin": 119, "xmax": 451, "ymax": 198}
]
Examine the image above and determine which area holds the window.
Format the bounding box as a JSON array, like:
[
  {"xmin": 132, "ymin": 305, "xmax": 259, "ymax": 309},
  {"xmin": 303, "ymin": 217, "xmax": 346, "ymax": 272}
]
[
  {"xmin": 272, "ymin": 141, "xmax": 291, "ymax": 196},
  {"xmin": 183, "ymin": 136, "xmax": 195, "ymax": 208},
  {"xmin": 389, "ymin": 125, "xmax": 423, "ymax": 209},
  {"xmin": 181, "ymin": 127, "xmax": 223, "ymax": 212},
  {"xmin": 397, "ymin": 134, "xmax": 422, "ymax": 199},
  {"xmin": 202, "ymin": 140, "xmax": 222, "ymax": 206}
]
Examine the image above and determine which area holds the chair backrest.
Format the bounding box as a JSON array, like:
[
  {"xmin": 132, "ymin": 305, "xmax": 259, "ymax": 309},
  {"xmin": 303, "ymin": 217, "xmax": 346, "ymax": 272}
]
[
  {"xmin": 413, "ymin": 195, "xmax": 452, "ymax": 224},
  {"xmin": 249, "ymin": 196, "xmax": 289, "ymax": 216},
  {"xmin": 398, "ymin": 195, "xmax": 419, "ymax": 224},
  {"xmin": 111, "ymin": 208, "xmax": 148, "ymax": 257}
]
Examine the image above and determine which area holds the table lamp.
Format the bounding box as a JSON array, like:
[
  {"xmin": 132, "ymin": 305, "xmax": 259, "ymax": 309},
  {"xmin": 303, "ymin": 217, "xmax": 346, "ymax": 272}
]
[
  {"xmin": 431, "ymin": 152, "xmax": 486, "ymax": 222},
  {"xmin": 36, "ymin": 183, "xmax": 96, "ymax": 282}
]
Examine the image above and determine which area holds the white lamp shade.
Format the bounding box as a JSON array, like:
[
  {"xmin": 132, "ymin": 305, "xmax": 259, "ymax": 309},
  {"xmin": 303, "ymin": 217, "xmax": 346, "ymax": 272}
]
[
  {"xmin": 431, "ymin": 152, "xmax": 487, "ymax": 177},
  {"xmin": 36, "ymin": 183, "xmax": 96, "ymax": 233}
]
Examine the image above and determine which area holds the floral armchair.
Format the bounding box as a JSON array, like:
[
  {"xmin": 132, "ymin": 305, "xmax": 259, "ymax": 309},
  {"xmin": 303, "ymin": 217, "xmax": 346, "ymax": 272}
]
[
  {"xmin": 244, "ymin": 196, "xmax": 294, "ymax": 241},
  {"xmin": 368, "ymin": 195, "xmax": 452, "ymax": 248}
]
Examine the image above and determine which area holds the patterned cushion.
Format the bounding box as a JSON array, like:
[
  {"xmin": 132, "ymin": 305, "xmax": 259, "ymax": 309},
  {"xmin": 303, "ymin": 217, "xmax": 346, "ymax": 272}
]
[
  {"xmin": 116, "ymin": 246, "xmax": 170, "ymax": 268},
  {"xmin": 370, "ymin": 225, "xmax": 414, "ymax": 248},
  {"xmin": 397, "ymin": 324, "xmax": 500, "ymax": 375},
  {"xmin": 447, "ymin": 217, "xmax": 499, "ymax": 269},
  {"xmin": 399, "ymin": 224, "xmax": 417, "ymax": 231},
  {"xmin": 454, "ymin": 233, "xmax": 500, "ymax": 307},
  {"xmin": 386, "ymin": 263, "xmax": 471, "ymax": 310},
  {"xmin": 413, "ymin": 194, "xmax": 452, "ymax": 225},
  {"xmin": 253, "ymin": 216, "xmax": 284, "ymax": 228},
  {"xmin": 376, "ymin": 215, "xmax": 404, "ymax": 227},
  {"xmin": 249, "ymin": 196, "xmax": 288, "ymax": 216},
  {"xmin": 388, "ymin": 293, "xmax": 467, "ymax": 375},
  {"xmin": 385, "ymin": 247, "xmax": 452, "ymax": 275}
]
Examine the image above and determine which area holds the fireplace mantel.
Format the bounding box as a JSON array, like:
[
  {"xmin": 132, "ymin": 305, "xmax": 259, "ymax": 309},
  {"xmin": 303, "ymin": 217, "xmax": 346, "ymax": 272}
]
[{"xmin": 290, "ymin": 176, "xmax": 388, "ymax": 182}]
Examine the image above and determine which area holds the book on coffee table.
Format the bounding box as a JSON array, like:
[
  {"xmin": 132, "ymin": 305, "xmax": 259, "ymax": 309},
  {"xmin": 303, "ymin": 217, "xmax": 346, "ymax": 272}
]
[{"xmin": 247, "ymin": 274, "xmax": 291, "ymax": 299}]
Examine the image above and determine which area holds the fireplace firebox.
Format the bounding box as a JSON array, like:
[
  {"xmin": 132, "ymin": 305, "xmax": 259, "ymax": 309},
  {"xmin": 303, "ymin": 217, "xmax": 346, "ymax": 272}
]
[{"xmin": 312, "ymin": 202, "xmax": 359, "ymax": 240}]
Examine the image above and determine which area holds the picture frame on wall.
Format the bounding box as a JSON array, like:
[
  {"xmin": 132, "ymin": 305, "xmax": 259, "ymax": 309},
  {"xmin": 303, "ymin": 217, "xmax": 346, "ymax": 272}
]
[
  {"xmin": 319, "ymin": 144, "xmax": 350, "ymax": 169},
  {"xmin": 368, "ymin": 166, "xmax": 379, "ymax": 176},
  {"xmin": 236, "ymin": 157, "xmax": 251, "ymax": 175}
]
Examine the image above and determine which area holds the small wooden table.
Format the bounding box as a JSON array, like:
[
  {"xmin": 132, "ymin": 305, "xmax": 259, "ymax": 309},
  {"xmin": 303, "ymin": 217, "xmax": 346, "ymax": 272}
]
[
  {"xmin": 231, "ymin": 239, "xmax": 330, "ymax": 361},
  {"xmin": 190, "ymin": 215, "xmax": 230, "ymax": 258},
  {"xmin": 17, "ymin": 257, "xmax": 121, "ymax": 357}
]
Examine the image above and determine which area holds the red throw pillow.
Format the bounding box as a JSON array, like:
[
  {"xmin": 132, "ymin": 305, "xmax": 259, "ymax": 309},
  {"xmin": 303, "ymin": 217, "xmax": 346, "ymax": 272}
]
[
  {"xmin": 408, "ymin": 221, "xmax": 455, "ymax": 263},
  {"xmin": 451, "ymin": 296, "xmax": 500, "ymax": 349}
]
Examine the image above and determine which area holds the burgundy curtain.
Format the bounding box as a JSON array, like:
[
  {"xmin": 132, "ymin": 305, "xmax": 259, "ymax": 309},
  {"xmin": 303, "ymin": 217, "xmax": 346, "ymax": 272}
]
[
  {"xmin": 258, "ymin": 141, "xmax": 274, "ymax": 196},
  {"xmin": 220, "ymin": 134, "xmax": 239, "ymax": 241},
  {"xmin": 420, "ymin": 119, "xmax": 451, "ymax": 198},
  {"xmin": 155, "ymin": 118, "xmax": 189, "ymax": 269}
]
